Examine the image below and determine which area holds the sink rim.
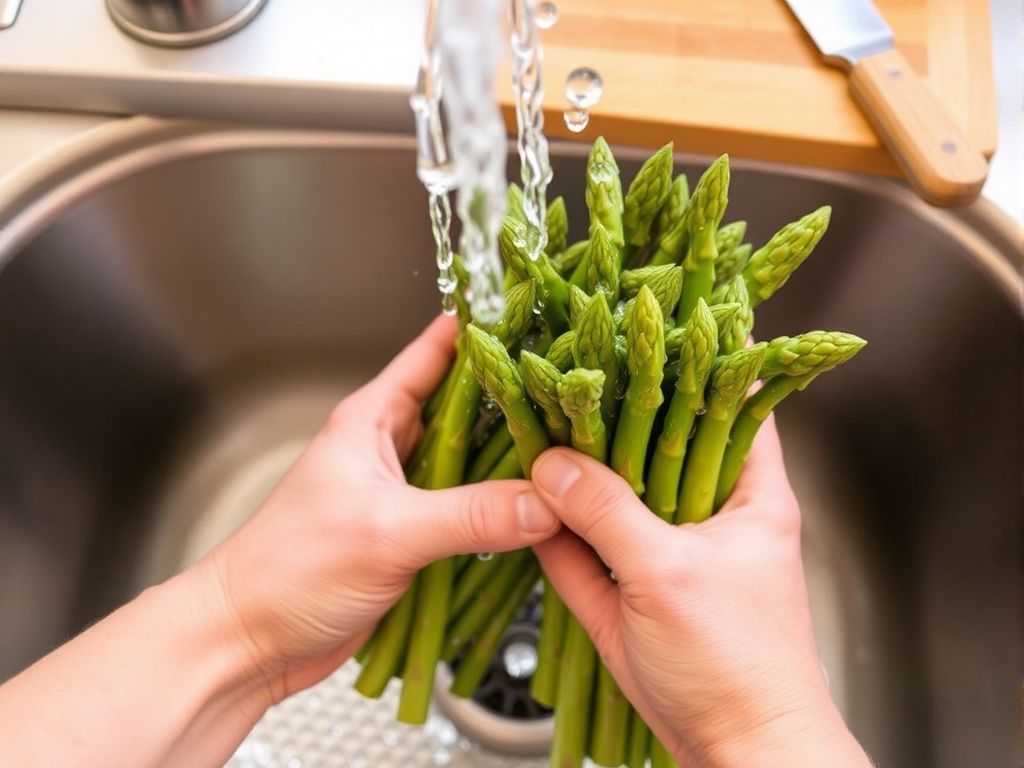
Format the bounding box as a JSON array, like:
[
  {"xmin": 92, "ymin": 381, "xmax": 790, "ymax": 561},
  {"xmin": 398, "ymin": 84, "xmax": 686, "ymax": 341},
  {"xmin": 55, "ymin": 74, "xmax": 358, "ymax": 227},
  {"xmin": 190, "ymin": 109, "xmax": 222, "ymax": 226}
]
[{"xmin": 0, "ymin": 115, "xmax": 1019, "ymax": 306}]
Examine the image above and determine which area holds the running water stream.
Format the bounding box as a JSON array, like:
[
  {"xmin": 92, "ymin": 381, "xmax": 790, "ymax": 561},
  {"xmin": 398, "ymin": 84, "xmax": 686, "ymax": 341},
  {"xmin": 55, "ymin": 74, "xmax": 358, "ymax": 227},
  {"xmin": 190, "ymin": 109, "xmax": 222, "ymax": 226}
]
[{"xmin": 412, "ymin": 0, "xmax": 555, "ymax": 325}]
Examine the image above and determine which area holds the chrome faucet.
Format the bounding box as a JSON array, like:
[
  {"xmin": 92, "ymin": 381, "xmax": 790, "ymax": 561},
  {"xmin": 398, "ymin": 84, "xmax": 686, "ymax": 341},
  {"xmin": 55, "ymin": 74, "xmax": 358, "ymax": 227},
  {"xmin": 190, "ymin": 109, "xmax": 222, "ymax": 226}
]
[{"xmin": 106, "ymin": 0, "xmax": 267, "ymax": 47}]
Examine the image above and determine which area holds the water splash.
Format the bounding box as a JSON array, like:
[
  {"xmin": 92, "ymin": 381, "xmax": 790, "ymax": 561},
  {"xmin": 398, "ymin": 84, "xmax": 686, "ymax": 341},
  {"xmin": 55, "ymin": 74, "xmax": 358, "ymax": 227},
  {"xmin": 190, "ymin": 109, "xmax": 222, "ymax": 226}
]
[{"xmin": 510, "ymin": 0, "xmax": 553, "ymax": 261}]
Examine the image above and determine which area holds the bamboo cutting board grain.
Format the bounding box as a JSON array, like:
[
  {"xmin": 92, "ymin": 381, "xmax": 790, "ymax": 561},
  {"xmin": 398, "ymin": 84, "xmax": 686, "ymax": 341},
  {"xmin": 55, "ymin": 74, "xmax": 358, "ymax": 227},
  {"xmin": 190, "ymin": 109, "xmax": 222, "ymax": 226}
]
[{"xmin": 499, "ymin": 0, "xmax": 997, "ymax": 178}]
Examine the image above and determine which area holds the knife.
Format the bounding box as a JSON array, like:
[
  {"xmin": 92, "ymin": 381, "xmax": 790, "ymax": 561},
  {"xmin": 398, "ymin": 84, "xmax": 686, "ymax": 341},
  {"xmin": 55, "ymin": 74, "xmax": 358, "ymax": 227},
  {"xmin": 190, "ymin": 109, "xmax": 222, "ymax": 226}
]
[{"xmin": 784, "ymin": 0, "xmax": 988, "ymax": 207}]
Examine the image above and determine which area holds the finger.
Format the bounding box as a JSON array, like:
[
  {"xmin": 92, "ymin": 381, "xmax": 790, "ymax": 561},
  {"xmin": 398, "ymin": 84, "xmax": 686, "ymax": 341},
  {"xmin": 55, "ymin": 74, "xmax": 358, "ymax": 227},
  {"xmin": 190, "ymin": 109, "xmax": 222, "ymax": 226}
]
[
  {"xmin": 720, "ymin": 413, "xmax": 798, "ymax": 512},
  {"xmin": 388, "ymin": 480, "xmax": 561, "ymax": 569},
  {"xmin": 375, "ymin": 314, "xmax": 458, "ymax": 405},
  {"xmin": 533, "ymin": 529, "xmax": 619, "ymax": 645},
  {"xmin": 530, "ymin": 448, "xmax": 669, "ymax": 579}
]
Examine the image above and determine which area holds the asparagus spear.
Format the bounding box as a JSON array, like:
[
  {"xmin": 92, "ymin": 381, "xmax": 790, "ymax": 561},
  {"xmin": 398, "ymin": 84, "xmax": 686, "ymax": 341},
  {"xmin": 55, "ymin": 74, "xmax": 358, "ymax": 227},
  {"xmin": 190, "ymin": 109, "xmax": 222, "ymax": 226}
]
[
  {"xmin": 715, "ymin": 332, "xmax": 866, "ymax": 506},
  {"xmin": 714, "ymin": 242, "xmax": 752, "ymax": 287},
  {"xmin": 572, "ymin": 293, "xmax": 622, "ymax": 427},
  {"xmin": 645, "ymin": 299, "xmax": 718, "ymax": 520},
  {"xmin": 648, "ymin": 174, "xmax": 690, "ymax": 267},
  {"xmin": 450, "ymin": 559, "xmax": 541, "ymax": 697},
  {"xmin": 664, "ymin": 302, "xmax": 739, "ymax": 361},
  {"xmin": 585, "ymin": 136, "xmax": 625, "ymax": 249},
  {"xmin": 620, "ymin": 264, "xmax": 684, "ymax": 319},
  {"xmin": 521, "ymin": 351, "xmax": 572, "ymax": 445},
  {"xmin": 466, "ymin": 325, "xmax": 550, "ymax": 477},
  {"xmin": 450, "ymin": 552, "xmax": 503, "ymax": 616},
  {"xmin": 499, "ymin": 217, "xmax": 571, "ymax": 333},
  {"xmin": 354, "ymin": 580, "xmax": 419, "ymax": 698},
  {"xmin": 558, "ymin": 368, "xmax": 608, "ymax": 462},
  {"xmin": 676, "ymin": 154, "xmax": 730, "ymax": 325},
  {"xmin": 611, "ymin": 286, "xmax": 666, "ymax": 495},
  {"xmin": 622, "ymin": 142, "xmax": 674, "ymax": 249},
  {"xmin": 743, "ymin": 205, "xmax": 831, "ymax": 307},
  {"xmin": 676, "ymin": 343, "xmax": 767, "ymax": 524},
  {"xmin": 592, "ymin": 664, "xmax": 630, "ymax": 766},
  {"xmin": 626, "ymin": 711, "xmax": 651, "ymax": 768},
  {"xmin": 709, "ymin": 275, "xmax": 754, "ymax": 355},
  {"xmin": 547, "ymin": 195, "xmax": 569, "ymax": 255},
  {"xmin": 586, "ymin": 222, "xmax": 621, "ymax": 306},
  {"xmin": 531, "ymin": 578, "xmax": 568, "ymax": 708},
  {"xmin": 568, "ymin": 283, "xmax": 590, "ymax": 329},
  {"xmin": 465, "ymin": 422, "xmax": 515, "ymax": 483},
  {"xmin": 714, "ymin": 220, "xmax": 747, "ymax": 257},
  {"xmin": 546, "ymin": 329, "xmax": 578, "ymax": 372},
  {"xmin": 553, "ymin": 239, "xmax": 589, "ymax": 277},
  {"xmin": 651, "ymin": 738, "xmax": 679, "ymax": 768}
]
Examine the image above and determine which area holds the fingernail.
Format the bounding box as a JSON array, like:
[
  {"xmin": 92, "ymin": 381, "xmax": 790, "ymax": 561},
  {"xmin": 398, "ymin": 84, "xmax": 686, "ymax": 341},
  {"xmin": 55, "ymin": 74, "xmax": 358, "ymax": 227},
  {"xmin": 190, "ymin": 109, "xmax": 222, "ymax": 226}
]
[
  {"xmin": 533, "ymin": 452, "xmax": 582, "ymax": 497},
  {"xmin": 516, "ymin": 491, "xmax": 558, "ymax": 533}
]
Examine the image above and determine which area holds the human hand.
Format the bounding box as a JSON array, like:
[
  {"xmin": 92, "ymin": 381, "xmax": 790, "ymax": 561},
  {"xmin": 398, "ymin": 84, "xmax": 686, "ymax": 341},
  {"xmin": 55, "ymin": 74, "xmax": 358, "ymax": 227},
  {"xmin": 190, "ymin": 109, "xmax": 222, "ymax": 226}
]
[
  {"xmin": 531, "ymin": 418, "xmax": 871, "ymax": 767},
  {"xmin": 199, "ymin": 316, "xmax": 560, "ymax": 704}
]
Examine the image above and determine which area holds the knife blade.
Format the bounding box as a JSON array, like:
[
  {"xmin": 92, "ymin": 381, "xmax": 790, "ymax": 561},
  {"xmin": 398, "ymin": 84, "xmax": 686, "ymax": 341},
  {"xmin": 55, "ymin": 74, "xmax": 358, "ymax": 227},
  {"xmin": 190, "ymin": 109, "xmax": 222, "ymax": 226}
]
[{"xmin": 783, "ymin": 0, "xmax": 987, "ymax": 207}]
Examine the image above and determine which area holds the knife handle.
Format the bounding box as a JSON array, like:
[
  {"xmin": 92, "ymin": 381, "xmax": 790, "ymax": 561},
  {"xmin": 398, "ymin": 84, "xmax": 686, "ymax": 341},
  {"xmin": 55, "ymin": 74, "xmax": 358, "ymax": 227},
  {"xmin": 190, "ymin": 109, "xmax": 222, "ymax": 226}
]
[{"xmin": 849, "ymin": 48, "xmax": 987, "ymax": 207}]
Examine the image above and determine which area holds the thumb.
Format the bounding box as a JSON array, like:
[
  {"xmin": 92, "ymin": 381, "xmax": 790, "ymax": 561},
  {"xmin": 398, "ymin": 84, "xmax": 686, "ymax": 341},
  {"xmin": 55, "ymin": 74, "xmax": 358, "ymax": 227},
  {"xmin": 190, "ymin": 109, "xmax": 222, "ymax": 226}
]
[
  {"xmin": 394, "ymin": 479, "xmax": 561, "ymax": 568},
  {"xmin": 530, "ymin": 448, "xmax": 668, "ymax": 578}
]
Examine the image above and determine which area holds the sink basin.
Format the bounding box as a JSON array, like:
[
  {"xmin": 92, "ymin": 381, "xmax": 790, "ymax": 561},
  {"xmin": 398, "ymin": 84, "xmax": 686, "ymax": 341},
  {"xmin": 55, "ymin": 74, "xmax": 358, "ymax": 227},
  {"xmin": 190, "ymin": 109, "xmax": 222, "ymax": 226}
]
[{"xmin": 0, "ymin": 119, "xmax": 1018, "ymax": 768}]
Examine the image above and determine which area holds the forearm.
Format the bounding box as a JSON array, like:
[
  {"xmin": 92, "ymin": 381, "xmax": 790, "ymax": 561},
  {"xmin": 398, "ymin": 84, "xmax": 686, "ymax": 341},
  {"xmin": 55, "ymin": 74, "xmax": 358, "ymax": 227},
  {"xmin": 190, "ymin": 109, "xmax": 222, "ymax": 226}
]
[{"xmin": 0, "ymin": 563, "xmax": 270, "ymax": 768}]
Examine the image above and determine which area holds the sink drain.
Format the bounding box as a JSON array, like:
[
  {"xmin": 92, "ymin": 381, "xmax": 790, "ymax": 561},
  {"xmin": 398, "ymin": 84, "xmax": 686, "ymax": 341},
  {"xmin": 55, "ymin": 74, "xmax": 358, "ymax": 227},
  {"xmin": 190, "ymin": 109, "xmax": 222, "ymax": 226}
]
[{"xmin": 433, "ymin": 588, "xmax": 553, "ymax": 756}]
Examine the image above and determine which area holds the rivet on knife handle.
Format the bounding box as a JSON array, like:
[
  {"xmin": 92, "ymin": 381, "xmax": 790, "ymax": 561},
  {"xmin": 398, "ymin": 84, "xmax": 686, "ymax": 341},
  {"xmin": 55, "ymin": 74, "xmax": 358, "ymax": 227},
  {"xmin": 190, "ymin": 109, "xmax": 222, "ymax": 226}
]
[{"xmin": 848, "ymin": 48, "xmax": 988, "ymax": 207}]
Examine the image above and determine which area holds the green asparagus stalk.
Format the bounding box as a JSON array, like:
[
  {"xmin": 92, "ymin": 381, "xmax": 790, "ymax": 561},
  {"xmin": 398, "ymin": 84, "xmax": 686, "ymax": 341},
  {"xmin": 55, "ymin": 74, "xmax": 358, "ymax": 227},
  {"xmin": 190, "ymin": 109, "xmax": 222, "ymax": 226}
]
[
  {"xmin": 676, "ymin": 343, "xmax": 767, "ymax": 524},
  {"xmin": 531, "ymin": 578, "xmax": 568, "ymax": 707},
  {"xmin": 620, "ymin": 264, "xmax": 684, "ymax": 319},
  {"xmin": 465, "ymin": 422, "xmax": 515, "ymax": 483},
  {"xmin": 558, "ymin": 368, "xmax": 608, "ymax": 462},
  {"xmin": 546, "ymin": 329, "xmax": 578, "ymax": 372},
  {"xmin": 450, "ymin": 559, "xmax": 541, "ymax": 697},
  {"xmin": 521, "ymin": 351, "xmax": 572, "ymax": 445},
  {"xmin": 714, "ymin": 242, "xmax": 752, "ymax": 287},
  {"xmin": 715, "ymin": 333, "xmax": 866, "ymax": 506},
  {"xmin": 486, "ymin": 444, "xmax": 523, "ymax": 480},
  {"xmin": 626, "ymin": 710, "xmax": 651, "ymax": 768},
  {"xmin": 676, "ymin": 154, "xmax": 730, "ymax": 325},
  {"xmin": 591, "ymin": 664, "xmax": 630, "ymax": 766},
  {"xmin": 585, "ymin": 136, "xmax": 625, "ymax": 248},
  {"xmin": 553, "ymin": 239, "xmax": 589, "ymax": 277},
  {"xmin": 709, "ymin": 275, "xmax": 754, "ymax": 355},
  {"xmin": 623, "ymin": 142, "xmax": 674, "ymax": 249},
  {"xmin": 450, "ymin": 553, "xmax": 503, "ymax": 616},
  {"xmin": 648, "ymin": 174, "xmax": 690, "ymax": 267},
  {"xmin": 551, "ymin": 614, "xmax": 598, "ymax": 768},
  {"xmin": 586, "ymin": 222, "xmax": 621, "ymax": 306},
  {"xmin": 568, "ymin": 283, "xmax": 590, "ymax": 329},
  {"xmin": 547, "ymin": 195, "xmax": 569, "ymax": 255},
  {"xmin": 714, "ymin": 220, "xmax": 747, "ymax": 257},
  {"xmin": 644, "ymin": 298, "xmax": 718, "ymax": 520},
  {"xmin": 664, "ymin": 302, "xmax": 738, "ymax": 361},
  {"xmin": 651, "ymin": 738, "xmax": 679, "ymax": 768},
  {"xmin": 355, "ymin": 579, "xmax": 419, "ymax": 698},
  {"xmin": 572, "ymin": 293, "xmax": 622, "ymax": 427},
  {"xmin": 742, "ymin": 205, "xmax": 831, "ymax": 307},
  {"xmin": 443, "ymin": 549, "xmax": 531, "ymax": 661},
  {"xmin": 499, "ymin": 217, "xmax": 571, "ymax": 333},
  {"xmin": 466, "ymin": 325, "xmax": 550, "ymax": 477},
  {"xmin": 610, "ymin": 286, "xmax": 666, "ymax": 495}
]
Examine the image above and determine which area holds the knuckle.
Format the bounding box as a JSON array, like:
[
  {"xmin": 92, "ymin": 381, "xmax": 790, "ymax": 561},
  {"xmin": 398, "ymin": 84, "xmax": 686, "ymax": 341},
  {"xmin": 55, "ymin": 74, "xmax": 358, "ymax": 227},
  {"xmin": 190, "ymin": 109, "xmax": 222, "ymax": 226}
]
[{"xmin": 459, "ymin": 487, "xmax": 498, "ymax": 548}]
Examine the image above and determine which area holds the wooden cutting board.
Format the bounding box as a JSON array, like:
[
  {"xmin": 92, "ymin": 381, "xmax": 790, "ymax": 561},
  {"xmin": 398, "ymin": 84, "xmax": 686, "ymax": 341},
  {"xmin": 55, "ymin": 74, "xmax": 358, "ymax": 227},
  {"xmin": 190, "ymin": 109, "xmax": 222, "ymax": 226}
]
[{"xmin": 499, "ymin": 0, "xmax": 997, "ymax": 178}]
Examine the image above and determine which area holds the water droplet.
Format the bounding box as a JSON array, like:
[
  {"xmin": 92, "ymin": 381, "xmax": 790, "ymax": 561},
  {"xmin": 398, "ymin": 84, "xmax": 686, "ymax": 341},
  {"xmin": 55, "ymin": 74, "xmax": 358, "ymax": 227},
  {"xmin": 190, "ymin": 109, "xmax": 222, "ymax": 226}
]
[
  {"xmin": 563, "ymin": 108, "xmax": 589, "ymax": 133},
  {"xmin": 696, "ymin": 406, "xmax": 708, "ymax": 416},
  {"xmin": 437, "ymin": 275, "xmax": 458, "ymax": 294},
  {"xmin": 441, "ymin": 301, "xmax": 458, "ymax": 317},
  {"xmin": 609, "ymin": 570, "xmax": 618, "ymax": 582},
  {"xmin": 503, "ymin": 639, "xmax": 539, "ymax": 679},
  {"xmin": 535, "ymin": 1, "xmax": 558, "ymax": 29},
  {"xmin": 565, "ymin": 67, "xmax": 604, "ymax": 109},
  {"xmin": 477, "ymin": 551, "xmax": 494, "ymax": 561}
]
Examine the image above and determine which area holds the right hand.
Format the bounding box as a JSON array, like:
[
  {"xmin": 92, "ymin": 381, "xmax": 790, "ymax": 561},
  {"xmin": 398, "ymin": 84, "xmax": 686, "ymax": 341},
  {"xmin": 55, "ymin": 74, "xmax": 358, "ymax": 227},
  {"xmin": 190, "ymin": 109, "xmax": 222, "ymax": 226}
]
[{"xmin": 528, "ymin": 416, "xmax": 872, "ymax": 767}]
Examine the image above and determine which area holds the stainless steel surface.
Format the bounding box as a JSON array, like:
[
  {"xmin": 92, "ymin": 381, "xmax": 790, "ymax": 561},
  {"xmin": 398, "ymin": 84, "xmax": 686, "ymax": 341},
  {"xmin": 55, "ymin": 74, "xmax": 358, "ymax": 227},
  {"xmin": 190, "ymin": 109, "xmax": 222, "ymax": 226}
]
[
  {"xmin": 0, "ymin": 1, "xmax": 422, "ymax": 127},
  {"xmin": 784, "ymin": 0, "xmax": 893, "ymax": 67},
  {"xmin": 106, "ymin": 0, "xmax": 268, "ymax": 47},
  {"xmin": 0, "ymin": 0, "xmax": 22, "ymax": 29},
  {"xmin": 0, "ymin": 122, "xmax": 1019, "ymax": 767}
]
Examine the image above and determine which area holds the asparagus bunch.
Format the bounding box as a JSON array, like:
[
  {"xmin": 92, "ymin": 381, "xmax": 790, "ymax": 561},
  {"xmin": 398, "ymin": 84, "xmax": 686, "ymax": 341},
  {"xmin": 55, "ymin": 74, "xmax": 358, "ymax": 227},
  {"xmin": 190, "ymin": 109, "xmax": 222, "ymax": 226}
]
[{"xmin": 353, "ymin": 139, "xmax": 865, "ymax": 768}]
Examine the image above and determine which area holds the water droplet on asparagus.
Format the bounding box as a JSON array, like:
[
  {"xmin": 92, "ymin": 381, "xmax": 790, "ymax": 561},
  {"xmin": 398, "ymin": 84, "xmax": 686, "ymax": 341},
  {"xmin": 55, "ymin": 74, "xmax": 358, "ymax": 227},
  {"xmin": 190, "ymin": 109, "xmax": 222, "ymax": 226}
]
[
  {"xmin": 535, "ymin": 1, "xmax": 558, "ymax": 29},
  {"xmin": 476, "ymin": 552, "xmax": 494, "ymax": 561},
  {"xmin": 565, "ymin": 67, "xmax": 603, "ymax": 109}
]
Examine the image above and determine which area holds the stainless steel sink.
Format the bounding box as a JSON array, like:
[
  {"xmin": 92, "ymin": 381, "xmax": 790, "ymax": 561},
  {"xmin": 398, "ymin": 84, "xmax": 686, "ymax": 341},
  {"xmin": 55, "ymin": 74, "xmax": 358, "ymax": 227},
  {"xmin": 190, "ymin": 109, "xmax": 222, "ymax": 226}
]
[{"xmin": 0, "ymin": 119, "xmax": 1018, "ymax": 768}]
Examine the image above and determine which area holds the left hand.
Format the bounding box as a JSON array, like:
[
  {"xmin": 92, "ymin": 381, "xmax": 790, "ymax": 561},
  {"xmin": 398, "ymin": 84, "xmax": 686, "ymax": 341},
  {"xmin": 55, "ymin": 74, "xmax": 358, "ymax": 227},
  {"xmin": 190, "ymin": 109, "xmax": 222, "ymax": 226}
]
[{"xmin": 199, "ymin": 315, "xmax": 560, "ymax": 704}]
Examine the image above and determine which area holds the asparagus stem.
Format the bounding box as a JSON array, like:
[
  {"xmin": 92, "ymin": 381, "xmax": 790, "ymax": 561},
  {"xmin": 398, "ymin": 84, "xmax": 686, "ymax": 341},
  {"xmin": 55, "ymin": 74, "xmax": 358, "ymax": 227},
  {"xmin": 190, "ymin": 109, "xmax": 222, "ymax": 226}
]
[
  {"xmin": 649, "ymin": 174, "xmax": 689, "ymax": 265},
  {"xmin": 355, "ymin": 579, "xmax": 419, "ymax": 699},
  {"xmin": 676, "ymin": 155, "xmax": 730, "ymax": 324},
  {"xmin": 499, "ymin": 218, "xmax": 571, "ymax": 333},
  {"xmin": 553, "ymin": 239, "xmax": 589, "ymax": 278},
  {"xmin": 626, "ymin": 710, "xmax": 651, "ymax": 768},
  {"xmin": 610, "ymin": 286, "xmax": 666, "ymax": 495},
  {"xmin": 450, "ymin": 553, "xmax": 505, "ymax": 617},
  {"xmin": 676, "ymin": 344, "xmax": 766, "ymax": 524},
  {"xmin": 591, "ymin": 663, "xmax": 630, "ymax": 766},
  {"xmin": 486, "ymin": 445, "xmax": 523, "ymax": 480},
  {"xmin": 586, "ymin": 222, "xmax": 621, "ymax": 305},
  {"xmin": 521, "ymin": 351, "xmax": 572, "ymax": 445},
  {"xmin": 650, "ymin": 737, "xmax": 679, "ymax": 768},
  {"xmin": 530, "ymin": 578, "xmax": 568, "ymax": 708},
  {"xmin": 443, "ymin": 550, "xmax": 530, "ymax": 662},
  {"xmin": 586, "ymin": 137, "xmax": 625, "ymax": 249},
  {"xmin": 449, "ymin": 559, "xmax": 541, "ymax": 698},
  {"xmin": 551, "ymin": 615, "xmax": 598, "ymax": 768},
  {"xmin": 465, "ymin": 423, "xmax": 515, "ymax": 483},
  {"xmin": 398, "ymin": 559, "xmax": 452, "ymax": 723}
]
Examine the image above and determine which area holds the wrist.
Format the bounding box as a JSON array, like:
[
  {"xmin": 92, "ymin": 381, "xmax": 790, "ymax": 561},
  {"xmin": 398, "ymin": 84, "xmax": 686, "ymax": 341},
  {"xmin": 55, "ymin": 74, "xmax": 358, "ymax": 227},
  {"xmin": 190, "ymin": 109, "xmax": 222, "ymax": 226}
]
[{"xmin": 693, "ymin": 697, "xmax": 871, "ymax": 768}]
